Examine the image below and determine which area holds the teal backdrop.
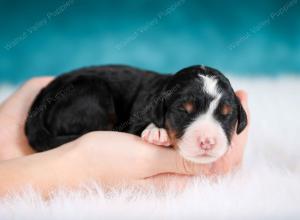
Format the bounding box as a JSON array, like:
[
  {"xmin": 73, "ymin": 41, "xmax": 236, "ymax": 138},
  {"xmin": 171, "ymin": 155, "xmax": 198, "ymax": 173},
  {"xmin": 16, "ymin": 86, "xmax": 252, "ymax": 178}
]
[{"xmin": 0, "ymin": 0, "xmax": 299, "ymax": 83}]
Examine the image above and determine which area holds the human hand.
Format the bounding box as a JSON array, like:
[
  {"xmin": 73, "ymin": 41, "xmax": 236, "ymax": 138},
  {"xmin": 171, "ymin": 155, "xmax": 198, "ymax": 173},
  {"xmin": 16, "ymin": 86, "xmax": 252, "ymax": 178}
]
[
  {"xmin": 0, "ymin": 77, "xmax": 53, "ymax": 160},
  {"xmin": 66, "ymin": 93, "xmax": 249, "ymax": 187},
  {"xmin": 0, "ymin": 76, "xmax": 249, "ymax": 193}
]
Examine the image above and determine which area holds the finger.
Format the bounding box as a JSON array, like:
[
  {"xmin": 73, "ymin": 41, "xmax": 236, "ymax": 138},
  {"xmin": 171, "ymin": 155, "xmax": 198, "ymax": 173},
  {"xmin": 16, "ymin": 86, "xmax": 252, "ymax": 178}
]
[
  {"xmin": 18, "ymin": 77, "xmax": 54, "ymax": 112},
  {"xmin": 0, "ymin": 77, "xmax": 54, "ymax": 123},
  {"xmin": 235, "ymin": 90, "xmax": 248, "ymax": 102},
  {"xmin": 235, "ymin": 90, "xmax": 250, "ymax": 122},
  {"xmin": 11, "ymin": 77, "xmax": 53, "ymax": 105},
  {"xmin": 227, "ymin": 90, "xmax": 250, "ymax": 163}
]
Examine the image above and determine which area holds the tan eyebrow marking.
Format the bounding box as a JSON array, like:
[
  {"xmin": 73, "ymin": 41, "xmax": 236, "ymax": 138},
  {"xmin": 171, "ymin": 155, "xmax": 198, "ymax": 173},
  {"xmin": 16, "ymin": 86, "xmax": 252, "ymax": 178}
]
[
  {"xmin": 221, "ymin": 104, "xmax": 232, "ymax": 115},
  {"xmin": 183, "ymin": 101, "xmax": 195, "ymax": 113}
]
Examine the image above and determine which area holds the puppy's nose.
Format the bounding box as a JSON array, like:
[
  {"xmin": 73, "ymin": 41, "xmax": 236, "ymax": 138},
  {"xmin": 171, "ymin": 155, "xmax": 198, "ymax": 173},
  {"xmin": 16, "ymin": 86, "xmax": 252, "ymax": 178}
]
[{"xmin": 197, "ymin": 137, "xmax": 216, "ymax": 151}]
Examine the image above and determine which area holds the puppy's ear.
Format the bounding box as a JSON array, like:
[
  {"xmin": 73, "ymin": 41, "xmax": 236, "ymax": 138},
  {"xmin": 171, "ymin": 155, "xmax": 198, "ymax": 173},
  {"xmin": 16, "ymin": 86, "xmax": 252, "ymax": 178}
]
[
  {"xmin": 235, "ymin": 96, "xmax": 247, "ymax": 134},
  {"xmin": 151, "ymin": 83, "xmax": 180, "ymax": 128}
]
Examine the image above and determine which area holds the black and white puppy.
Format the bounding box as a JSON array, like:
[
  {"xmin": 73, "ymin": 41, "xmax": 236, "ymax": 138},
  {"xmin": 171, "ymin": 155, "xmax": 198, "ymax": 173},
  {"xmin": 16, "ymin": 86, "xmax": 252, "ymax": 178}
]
[{"xmin": 25, "ymin": 65, "xmax": 247, "ymax": 164}]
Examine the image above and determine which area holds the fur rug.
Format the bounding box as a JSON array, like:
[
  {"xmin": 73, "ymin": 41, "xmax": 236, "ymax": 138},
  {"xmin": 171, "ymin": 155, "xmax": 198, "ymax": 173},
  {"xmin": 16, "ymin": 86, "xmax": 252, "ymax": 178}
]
[{"xmin": 0, "ymin": 76, "xmax": 300, "ymax": 220}]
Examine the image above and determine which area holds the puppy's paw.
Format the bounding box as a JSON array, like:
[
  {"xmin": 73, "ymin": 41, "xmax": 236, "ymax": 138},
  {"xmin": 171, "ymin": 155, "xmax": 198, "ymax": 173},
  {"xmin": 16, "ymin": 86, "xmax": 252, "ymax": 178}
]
[{"xmin": 141, "ymin": 123, "xmax": 171, "ymax": 146}]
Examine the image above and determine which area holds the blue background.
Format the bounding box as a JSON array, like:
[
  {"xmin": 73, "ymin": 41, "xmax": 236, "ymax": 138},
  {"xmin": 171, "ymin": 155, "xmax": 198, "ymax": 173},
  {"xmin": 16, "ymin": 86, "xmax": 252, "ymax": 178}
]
[{"xmin": 0, "ymin": 0, "xmax": 299, "ymax": 83}]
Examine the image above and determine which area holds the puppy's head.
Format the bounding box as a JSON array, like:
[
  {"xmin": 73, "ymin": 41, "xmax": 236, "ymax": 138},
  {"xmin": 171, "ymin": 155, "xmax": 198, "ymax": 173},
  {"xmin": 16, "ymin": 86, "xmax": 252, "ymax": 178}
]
[{"xmin": 157, "ymin": 65, "xmax": 247, "ymax": 164}]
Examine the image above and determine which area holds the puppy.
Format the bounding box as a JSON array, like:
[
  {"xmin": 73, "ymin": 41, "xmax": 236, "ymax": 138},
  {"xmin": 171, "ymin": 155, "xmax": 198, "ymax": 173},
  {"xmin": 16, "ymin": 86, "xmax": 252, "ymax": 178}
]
[{"xmin": 25, "ymin": 65, "xmax": 247, "ymax": 164}]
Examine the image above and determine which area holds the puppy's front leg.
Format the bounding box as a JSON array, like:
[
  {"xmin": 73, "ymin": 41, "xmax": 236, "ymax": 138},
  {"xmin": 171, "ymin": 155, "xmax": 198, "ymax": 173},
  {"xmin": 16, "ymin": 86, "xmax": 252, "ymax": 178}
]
[{"xmin": 141, "ymin": 123, "xmax": 171, "ymax": 146}]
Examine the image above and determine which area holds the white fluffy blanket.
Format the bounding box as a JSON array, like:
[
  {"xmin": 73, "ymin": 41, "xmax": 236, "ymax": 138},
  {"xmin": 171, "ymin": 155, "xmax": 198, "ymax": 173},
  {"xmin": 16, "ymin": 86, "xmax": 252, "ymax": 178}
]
[{"xmin": 0, "ymin": 77, "xmax": 300, "ymax": 220}]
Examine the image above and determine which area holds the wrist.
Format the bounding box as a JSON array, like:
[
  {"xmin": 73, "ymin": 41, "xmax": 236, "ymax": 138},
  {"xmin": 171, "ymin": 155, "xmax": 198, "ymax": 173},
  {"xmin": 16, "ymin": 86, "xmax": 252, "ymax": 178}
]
[
  {"xmin": 54, "ymin": 139, "xmax": 105, "ymax": 185},
  {"xmin": 0, "ymin": 142, "xmax": 87, "ymax": 197},
  {"xmin": 42, "ymin": 141, "xmax": 91, "ymax": 189}
]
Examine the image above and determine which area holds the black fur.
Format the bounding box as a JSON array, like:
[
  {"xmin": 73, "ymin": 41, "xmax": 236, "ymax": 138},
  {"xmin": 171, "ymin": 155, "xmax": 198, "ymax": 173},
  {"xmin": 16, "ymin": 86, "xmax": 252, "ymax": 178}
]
[{"xmin": 25, "ymin": 65, "xmax": 247, "ymax": 152}]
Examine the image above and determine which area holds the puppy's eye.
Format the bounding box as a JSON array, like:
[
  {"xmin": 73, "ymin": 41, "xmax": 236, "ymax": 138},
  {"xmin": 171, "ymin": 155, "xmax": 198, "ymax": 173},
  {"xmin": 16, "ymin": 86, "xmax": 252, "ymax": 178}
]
[
  {"xmin": 220, "ymin": 104, "xmax": 232, "ymax": 116},
  {"xmin": 180, "ymin": 101, "xmax": 195, "ymax": 114}
]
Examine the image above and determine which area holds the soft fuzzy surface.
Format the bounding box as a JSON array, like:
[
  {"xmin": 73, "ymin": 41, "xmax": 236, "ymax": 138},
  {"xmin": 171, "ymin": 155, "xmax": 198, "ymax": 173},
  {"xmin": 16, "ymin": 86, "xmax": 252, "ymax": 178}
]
[{"xmin": 0, "ymin": 77, "xmax": 300, "ymax": 220}]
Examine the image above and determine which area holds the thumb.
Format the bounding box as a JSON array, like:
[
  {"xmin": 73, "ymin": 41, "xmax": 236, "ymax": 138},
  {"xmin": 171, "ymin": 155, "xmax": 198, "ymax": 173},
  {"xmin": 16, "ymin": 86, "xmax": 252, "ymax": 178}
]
[{"xmin": 235, "ymin": 90, "xmax": 250, "ymax": 123}]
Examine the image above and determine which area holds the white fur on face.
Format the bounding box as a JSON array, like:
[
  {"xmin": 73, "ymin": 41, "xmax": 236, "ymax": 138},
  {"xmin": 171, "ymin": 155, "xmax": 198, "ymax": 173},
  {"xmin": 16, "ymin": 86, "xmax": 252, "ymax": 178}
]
[
  {"xmin": 198, "ymin": 74, "xmax": 219, "ymax": 97},
  {"xmin": 177, "ymin": 75, "xmax": 228, "ymax": 164}
]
